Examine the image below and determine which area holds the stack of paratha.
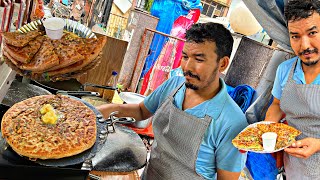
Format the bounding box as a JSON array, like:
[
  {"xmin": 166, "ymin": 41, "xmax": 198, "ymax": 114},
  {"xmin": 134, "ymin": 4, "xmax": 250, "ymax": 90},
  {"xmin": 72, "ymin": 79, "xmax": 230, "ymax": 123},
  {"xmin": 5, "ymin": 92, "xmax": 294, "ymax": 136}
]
[{"xmin": 2, "ymin": 30, "xmax": 107, "ymax": 81}]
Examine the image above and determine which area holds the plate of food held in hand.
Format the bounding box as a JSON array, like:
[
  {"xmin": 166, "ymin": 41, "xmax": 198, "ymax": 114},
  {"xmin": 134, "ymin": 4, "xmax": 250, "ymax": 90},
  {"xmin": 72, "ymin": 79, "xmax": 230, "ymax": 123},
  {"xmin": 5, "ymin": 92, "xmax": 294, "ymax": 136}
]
[
  {"xmin": 2, "ymin": 19, "xmax": 107, "ymax": 82},
  {"xmin": 1, "ymin": 95, "xmax": 99, "ymax": 166},
  {"xmin": 232, "ymin": 121, "xmax": 301, "ymax": 153}
]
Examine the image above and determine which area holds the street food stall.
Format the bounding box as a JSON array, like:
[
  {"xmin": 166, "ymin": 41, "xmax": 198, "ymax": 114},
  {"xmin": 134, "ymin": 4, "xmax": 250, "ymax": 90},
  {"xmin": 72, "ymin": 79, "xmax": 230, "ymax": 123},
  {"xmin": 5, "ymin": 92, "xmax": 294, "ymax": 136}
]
[{"xmin": 0, "ymin": 0, "xmax": 148, "ymax": 179}]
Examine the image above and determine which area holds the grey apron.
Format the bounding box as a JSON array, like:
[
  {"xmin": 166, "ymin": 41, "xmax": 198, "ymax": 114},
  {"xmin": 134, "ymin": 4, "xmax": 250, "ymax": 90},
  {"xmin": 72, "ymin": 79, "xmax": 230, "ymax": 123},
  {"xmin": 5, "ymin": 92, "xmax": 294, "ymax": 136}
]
[
  {"xmin": 280, "ymin": 58, "xmax": 320, "ymax": 179},
  {"xmin": 143, "ymin": 83, "xmax": 212, "ymax": 180}
]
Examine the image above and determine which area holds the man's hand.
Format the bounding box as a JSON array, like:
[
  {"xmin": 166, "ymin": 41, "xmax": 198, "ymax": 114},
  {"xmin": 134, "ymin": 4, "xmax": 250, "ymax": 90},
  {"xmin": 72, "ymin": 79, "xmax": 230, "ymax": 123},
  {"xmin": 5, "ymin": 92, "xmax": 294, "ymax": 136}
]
[{"xmin": 284, "ymin": 138, "xmax": 320, "ymax": 159}]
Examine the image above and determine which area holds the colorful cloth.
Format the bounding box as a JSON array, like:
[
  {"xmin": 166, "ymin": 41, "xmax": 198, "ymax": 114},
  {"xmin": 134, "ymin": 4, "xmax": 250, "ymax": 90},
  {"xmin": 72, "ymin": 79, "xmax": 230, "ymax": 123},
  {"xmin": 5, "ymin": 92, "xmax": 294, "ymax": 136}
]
[
  {"xmin": 141, "ymin": 0, "xmax": 202, "ymax": 77},
  {"xmin": 140, "ymin": 9, "xmax": 200, "ymax": 95}
]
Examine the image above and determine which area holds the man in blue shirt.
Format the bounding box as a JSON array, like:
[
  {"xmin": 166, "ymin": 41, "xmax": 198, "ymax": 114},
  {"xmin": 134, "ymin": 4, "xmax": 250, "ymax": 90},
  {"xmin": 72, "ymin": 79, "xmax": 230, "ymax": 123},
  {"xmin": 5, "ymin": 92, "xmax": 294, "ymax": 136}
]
[
  {"xmin": 265, "ymin": 0, "xmax": 320, "ymax": 179},
  {"xmin": 97, "ymin": 22, "xmax": 248, "ymax": 180}
]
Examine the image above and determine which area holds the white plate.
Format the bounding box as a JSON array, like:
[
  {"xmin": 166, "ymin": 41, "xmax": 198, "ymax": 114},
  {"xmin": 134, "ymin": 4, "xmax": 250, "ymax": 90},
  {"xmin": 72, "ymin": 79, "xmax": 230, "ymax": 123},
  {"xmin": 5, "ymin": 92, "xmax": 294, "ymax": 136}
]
[
  {"xmin": 236, "ymin": 121, "xmax": 291, "ymax": 154},
  {"xmin": 119, "ymin": 92, "xmax": 145, "ymax": 104}
]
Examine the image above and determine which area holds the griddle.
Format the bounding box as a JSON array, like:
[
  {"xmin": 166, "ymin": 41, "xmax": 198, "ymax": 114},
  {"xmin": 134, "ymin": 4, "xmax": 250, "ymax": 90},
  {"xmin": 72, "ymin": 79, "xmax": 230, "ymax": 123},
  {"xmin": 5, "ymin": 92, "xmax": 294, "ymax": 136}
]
[
  {"xmin": 0, "ymin": 84, "xmax": 91, "ymax": 179},
  {"xmin": 0, "ymin": 83, "xmax": 147, "ymax": 179}
]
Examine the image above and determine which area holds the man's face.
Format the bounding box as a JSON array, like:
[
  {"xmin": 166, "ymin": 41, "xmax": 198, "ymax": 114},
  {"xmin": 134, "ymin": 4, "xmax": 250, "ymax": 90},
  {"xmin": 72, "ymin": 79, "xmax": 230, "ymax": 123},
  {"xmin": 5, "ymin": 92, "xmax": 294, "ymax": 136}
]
[
  {"xmin": 288, "ymin": 12, "xmax": 320, "ymax": 66},
  {"xmin": 181, "ymin": 41, "xmax": 223, "ymax": 90}
]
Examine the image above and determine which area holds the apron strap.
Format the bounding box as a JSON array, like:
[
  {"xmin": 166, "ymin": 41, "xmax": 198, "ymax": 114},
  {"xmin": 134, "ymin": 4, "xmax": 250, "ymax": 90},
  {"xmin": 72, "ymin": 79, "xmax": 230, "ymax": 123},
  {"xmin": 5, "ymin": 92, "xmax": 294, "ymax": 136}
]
[
  {"xmin": 168, "ymin": 82, "xmax": 185, "ymax": 100},
  {"xmin": 287, "ymin": 57, "xmax": 299, "ymax": 83}
]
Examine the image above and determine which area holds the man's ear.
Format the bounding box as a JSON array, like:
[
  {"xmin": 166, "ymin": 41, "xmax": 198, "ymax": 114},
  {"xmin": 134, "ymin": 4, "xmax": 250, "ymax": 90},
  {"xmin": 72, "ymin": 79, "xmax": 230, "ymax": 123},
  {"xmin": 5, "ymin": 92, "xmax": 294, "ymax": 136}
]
[{"xmin": 218, "ymin": 56, "xmax": 229, "ymax": 72}]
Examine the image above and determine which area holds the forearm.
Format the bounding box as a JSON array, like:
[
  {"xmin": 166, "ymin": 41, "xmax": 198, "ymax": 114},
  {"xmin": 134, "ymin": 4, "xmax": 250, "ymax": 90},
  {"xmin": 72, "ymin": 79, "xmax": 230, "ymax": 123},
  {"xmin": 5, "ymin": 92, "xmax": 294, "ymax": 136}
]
[
  {"xmin": 96, "ymin": 103, "xmax": 152, "ymax": 121},
  {"xmin": 265, "ymin": 105, "xmax": 283, "ymax": 122},
  {"xmin": 265, "ymin": 98, "xmax": 284, "ymax": 123},
  {"xmin": 217, "ymin": 169, "xmax": 240, "ymax": 180}
]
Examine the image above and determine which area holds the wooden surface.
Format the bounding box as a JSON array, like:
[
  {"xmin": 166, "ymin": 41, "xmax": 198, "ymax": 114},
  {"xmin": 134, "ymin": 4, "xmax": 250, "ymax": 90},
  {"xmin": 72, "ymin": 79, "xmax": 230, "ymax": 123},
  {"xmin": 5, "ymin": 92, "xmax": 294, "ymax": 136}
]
[
  {"xmin": 78, "ymin": 34, "xmax": 128, "ymax": 98},
  {"xmin": 88, "ymin": 170, "xmax": 140, "ymax": 180}
]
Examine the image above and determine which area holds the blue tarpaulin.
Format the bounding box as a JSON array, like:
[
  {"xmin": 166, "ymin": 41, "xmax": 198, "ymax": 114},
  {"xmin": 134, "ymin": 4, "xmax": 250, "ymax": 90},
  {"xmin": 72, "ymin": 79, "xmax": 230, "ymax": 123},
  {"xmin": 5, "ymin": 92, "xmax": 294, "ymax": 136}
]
[
  {"xmin": 227, "ymin": 84, "xmax": 255, "ymax": 113},
  {"xmin": 140, "ymin": 0, "xmax": 202, "ymax": 77},
  {"xmin": 246, "ymin": 152, "xmax": 279, "ymax": 180}
]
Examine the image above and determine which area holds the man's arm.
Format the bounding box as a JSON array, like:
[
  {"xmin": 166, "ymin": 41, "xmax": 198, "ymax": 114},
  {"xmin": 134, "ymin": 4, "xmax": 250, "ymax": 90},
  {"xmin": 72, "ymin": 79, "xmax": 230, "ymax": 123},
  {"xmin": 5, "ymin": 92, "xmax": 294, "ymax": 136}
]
[
  {"xmin": 96, "ymin": 102, "xmax": 153, "ymax": 121},
  {"xmin": 217, "ymin": 169, "xmax": 240, "ymax": 180},
  {"xmin": 265, "ymin": 97, "xmax": 284, "ymax": 122},
  {"xmin": 284, "ymin": 138, "xmax": 320, "ymax": 159}
]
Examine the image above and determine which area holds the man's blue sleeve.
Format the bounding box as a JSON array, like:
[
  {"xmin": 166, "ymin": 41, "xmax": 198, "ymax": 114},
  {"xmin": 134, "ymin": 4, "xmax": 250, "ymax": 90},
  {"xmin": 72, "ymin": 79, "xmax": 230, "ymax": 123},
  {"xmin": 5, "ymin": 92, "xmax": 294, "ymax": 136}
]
[
  {"xmin": 271, "ymin": 65, "xmax": 282, "ymax": 100},
  {"xmin": 143, "ymin": 78, "xmax": 180, "ymax": 114}
]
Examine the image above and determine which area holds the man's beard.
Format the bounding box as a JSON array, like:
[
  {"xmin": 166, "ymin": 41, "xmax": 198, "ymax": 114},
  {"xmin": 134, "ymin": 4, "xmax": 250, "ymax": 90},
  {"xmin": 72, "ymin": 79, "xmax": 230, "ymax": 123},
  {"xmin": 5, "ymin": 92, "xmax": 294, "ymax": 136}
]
[
  {"xmin": 299, "ymin": 48, "xmax": 320, "ymax": 66},
  {"xmin": 183, "ymin": 67, "xmax": 218, "ymax": 90},
  {"xmin": 184, "ymin": 70, "xmax": 200, "ymax": 90},
  {"xmin": 185, "ymin": 82, "xmax": 199, "ymax": 90},
  {"xmin": 302, "ymin": 60, "xmax": 319, "ymax": 66}
]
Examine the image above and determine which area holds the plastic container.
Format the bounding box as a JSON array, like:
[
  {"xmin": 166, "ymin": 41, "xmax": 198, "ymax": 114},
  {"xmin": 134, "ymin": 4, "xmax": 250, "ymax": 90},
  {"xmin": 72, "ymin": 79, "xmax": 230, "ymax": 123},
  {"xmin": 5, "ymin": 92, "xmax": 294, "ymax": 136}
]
[
  {"xmin": 42, "ymin": 17, "xmax": 65, "ymax": 40},
  {"xmin": 262, "ymin": 132, "xmax": 277, "ymax": 151}
]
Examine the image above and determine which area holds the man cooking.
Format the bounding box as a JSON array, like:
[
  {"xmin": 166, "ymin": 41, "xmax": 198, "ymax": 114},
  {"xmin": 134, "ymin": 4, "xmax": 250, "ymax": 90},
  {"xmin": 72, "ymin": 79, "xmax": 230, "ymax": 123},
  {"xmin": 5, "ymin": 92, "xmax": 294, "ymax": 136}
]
[
  {"xmin": 265, "ymin": 0, "xmax": 320, "ymax": 179},
  {"xmin": 97, "ymin": 22, "xmax": 248, "ymax": 180}
]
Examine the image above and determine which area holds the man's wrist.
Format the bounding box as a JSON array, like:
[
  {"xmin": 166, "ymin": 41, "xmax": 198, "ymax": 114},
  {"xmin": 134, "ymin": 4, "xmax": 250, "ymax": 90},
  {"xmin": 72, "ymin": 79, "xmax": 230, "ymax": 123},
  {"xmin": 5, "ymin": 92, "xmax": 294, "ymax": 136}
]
[{"xmin": 264, "ymin": 119, "xmax": 279, "ymax": 123}]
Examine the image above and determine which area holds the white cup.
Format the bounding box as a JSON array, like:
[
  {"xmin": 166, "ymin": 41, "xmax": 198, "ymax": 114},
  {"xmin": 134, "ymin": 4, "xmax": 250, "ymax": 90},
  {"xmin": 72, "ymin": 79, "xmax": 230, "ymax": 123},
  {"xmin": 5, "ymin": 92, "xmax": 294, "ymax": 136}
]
[
  {"xmin": 42, "ymin": 17, "xmax": 65, "ymax": 40},
  {"xmin": 262, "ymin": 132, "xmax": 277, "ymax": 151}
]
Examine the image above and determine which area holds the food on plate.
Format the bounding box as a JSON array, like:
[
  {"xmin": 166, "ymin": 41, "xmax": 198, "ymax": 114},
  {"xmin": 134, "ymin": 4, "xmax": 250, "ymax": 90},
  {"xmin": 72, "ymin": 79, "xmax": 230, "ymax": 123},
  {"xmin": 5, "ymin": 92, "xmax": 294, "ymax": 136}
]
[
  {"xmin": 2, "ymin": 30, "xmax": 43, "ymax": 47},
  {"xmin": 2, "ymin": 28, "xmax": 107, "ymax": 81},
  {"xmin": 1, "ymin": 95, "xmax": 97, "ymax": 160},
  {"xmin": 46, "ymin": 36, "xmax": 106, "ymax": 76},
  {"xmin": 19, "ymin": 38, "xmax": 60, "ymax": 73},
  {"xmin": 232, "ymin": 127, "xmax": 264, "ymax": 151},
  {"xmin": 232, "ymin": 122, "xmax": 301, "ymax": 152},
  {"xmin": 268, "ymin": 123, "xmax": 301, "ymax": 149},
  {"xmin": 3, "ymin": 37, "xmax": 60, "ymax": 73},
  {"xmin": 49, "ymin": 39, "xmax": 85, "ymax": 71},
  {"xmin": 3, "ymin": 36, "xmax": 45, "ymax": 63}
]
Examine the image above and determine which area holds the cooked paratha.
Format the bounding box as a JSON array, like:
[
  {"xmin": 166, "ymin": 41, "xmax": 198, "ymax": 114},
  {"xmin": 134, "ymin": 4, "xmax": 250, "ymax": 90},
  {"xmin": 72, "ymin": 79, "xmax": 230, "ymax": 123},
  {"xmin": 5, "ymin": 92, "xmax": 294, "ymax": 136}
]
[
  {"xmin": 3, "ymin": 36, "xmax": 45, "ymax": 63},
  {"xmin": 44, "ymin": 36, "xmax": 106, "ymax": 76},
  {"xmin": 3, "ymin": 30, "xmax": 43, "ymax": 47},
  {"xmin": 48, "ymin": 39, "xmax": 85, "ymax": 71},
  {"xmin": 1, "ymin": 29, "xmax": 106, "ymax": 81},
  {"xmin": 232, "ymin": 127, "xmax": 264, "ymax": 151},
  {"xmin": 1, "ymin": 95, "xmax": 97, "ymax": 160},
  {"xmin": 19, "ymin": 38, "xmax": 60, "ymax": 73}
]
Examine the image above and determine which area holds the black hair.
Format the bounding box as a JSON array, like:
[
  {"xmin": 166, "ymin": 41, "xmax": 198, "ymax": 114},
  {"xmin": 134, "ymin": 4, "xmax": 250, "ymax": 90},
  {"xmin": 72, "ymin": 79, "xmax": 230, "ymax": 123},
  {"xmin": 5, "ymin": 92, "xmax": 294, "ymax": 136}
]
[
  {"xmin": 185, "ymin": 22, "xmax": 233, "ymax": 61},
  {"xmin": 285, "ymin": 0, "xmax": 320, "ymax": 22}
]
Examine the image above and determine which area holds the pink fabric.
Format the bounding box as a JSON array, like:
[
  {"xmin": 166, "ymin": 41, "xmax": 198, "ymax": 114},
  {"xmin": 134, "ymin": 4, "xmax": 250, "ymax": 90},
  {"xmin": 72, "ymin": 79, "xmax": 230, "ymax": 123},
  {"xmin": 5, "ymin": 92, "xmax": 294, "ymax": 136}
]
[
  {"xmin": 140, "ymin": 67, "xmax": 153, "ymax": 95},
  {"xmin": 148, "ymin": 42, "xmax": 176, "ymax": 92}
]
